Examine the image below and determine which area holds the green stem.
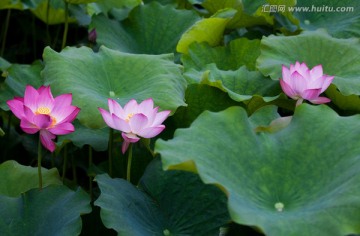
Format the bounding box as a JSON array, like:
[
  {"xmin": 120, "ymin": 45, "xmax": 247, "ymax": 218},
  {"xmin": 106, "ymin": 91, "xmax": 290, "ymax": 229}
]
[
  {"xmin": 46, "ymin": 0, "xmax": 51, "ymax": 45},
  {"xmin": 6, "ymin": 113, "xmax": 11, "ymax": 138},
  {"xmin": 38, "ymin": 136, "xmax": 43, "ymax": 190},
  {"xmin": 62, "ymin": 144, "xmax": 68, "ymax": 182},
  {"xmin": 31, "ymin": 14, "xmax": 37, "ymax": 60},
  {"xmin": 295, "ymin": 98, "xmax": 304, "ymax": 107},
  {"xmin": 71, "ymin": 154, "xmax": 77, "ymax": 183},
  {"xmin": 148, "ymin": 148, "xmax": 155, "ymax": 157},
  {"xmin": 88, "ymin": 145, "xmax": 93, "ymax": 201},
  {"xmin": 51, "ymin": 152, "xmax": 55, "ymax": 168},
  {"xmin": 142, "ymin": 139, "xmax": 155, "ymax": 157},
  {"xmin": 1, "ymin": 113, "xmax": 12, "ymax": 162},
  {"xmin": 126, "ymin": 143, "xmax": 133, "ymax": 182},
  {"xmin": 61, "ymin": 0, "xmax": 69, "ymax": 49},
  {"xmin": 52, "ymin": 25, "xmax": 62, "ymax": 49},
  {"xmin": 0, "ymin": 9, "xmax": 11, "ymax": 57},
  {"xmin": 108, "ymin": 129, "xmax": 113, "ymax": 177}
]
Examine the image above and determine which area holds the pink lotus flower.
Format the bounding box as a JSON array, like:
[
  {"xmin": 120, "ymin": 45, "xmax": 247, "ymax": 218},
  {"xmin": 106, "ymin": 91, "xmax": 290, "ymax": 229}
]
[
  {"xmin": 280, "ymin": 62, "xmax": 334, "ymax": 106},
  {"xmin": 99, "ymin": 98, "xmax": 170, "ymax": 154},
  {"xmin": 7, "ymin": 85, "xmax": 80, "ymax": 152}
]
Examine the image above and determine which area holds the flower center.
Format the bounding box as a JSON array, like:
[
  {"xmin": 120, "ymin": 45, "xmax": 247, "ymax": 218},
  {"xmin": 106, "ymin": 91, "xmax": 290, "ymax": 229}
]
[
  {"xmin": 36, "ymin": 107, "xmax": 51, "ymax": 115},
  {"xmin": 36, "ymin": 107, "xmax": 57, "ymax": 127},
  {"xmin": 125, "ymin": 113, "xmax": 134, "ymax": 122}
]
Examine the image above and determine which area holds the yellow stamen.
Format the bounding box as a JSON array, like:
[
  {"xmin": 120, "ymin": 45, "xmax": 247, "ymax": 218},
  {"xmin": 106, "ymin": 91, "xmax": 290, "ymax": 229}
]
[
  {"xmin": 36, "ymin": 107, "xmax": 57, "ymax": 127},
  {"xmin": 36, "ymin": 107, "xmax": 51, "ymax": 115},
  {"xmin": 125, "ymin": 113, "xmax": 134, "ymax": 122}
]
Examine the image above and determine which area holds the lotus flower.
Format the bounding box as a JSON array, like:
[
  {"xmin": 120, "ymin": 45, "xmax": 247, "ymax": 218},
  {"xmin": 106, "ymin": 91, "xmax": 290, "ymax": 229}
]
[
  {"xmin": 99, "ymin": 98, "xmax": 170, "ymax": 154},
  {"xmin": 7, "ymin": 85, "xmax": 80, "ymax": 152},
  {"xmin": 280, "ymin": 62, "xmax": 334, "ymax": 106}
]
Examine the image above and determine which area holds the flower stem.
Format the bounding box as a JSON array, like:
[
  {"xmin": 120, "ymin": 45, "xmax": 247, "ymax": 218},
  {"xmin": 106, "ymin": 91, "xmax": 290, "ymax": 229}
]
[
  {"xmin": 51, "ymin": 152, "xmax": 55, "ymax": 168},
  {"xmin": 31, "ymin": 14, "xmax": 37, "ymax": 60},
  {"xmin": 61, "ymin": 0, "xmax": 69, "ymax": 49},
  {"xmin": 4, "ymin": 113, "xmax": 12, "ymax": 145},
  {"xmin": 88, "ymin": 145, "xmax": 93, "ymax": 201},
  {"xmin": 38, "ymin": 136, "xmax": 43, "ymax": 190},
  {"xmin": 52, "ymin": 25, "xmax": 62, "ymax": 49},
  {"xmin": 108, "ymin": 129, "xmax": 113, "ymax": 177},
  {"xmin": 62, "ymin": 144, "xmax": 68, "ymax": 182},
  {"xmin": 71, "ymin": 154, "xmax": 77, "ymax": 183},
  {"xmin": 296, "ymin": 98, "xmax": 304, "ymax": 107},
  {"xmin": 1, "ymin": 113, "xmax": 12, "ymax": 162},
  {"xmin": 0, "ymin": 9, "xmax": 11, "ymax": 57},
  {"xmin": 126, "ymin": 143, "xmax": 133, "ymax": 182},
  {"xmin": 6, "ymin": 113, "xmax": 12, "ymax": 136},
  {"xmin": 46, "ymin": 0, "xmax": 51, "ymax": 45},
  {"xmin": 141, "ymin": 138, "xmax": 155, "ymax": 157}
]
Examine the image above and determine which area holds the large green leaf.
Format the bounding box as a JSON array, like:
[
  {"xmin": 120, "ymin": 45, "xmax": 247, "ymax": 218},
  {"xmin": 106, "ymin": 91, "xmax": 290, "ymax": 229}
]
[
  {"xmin": 0, "ymin": 185, "xmax": 91, "ymax": 236},
  {"xmin": 139, "ymin": 158, "xmax": 230, "ymax": 235},
  {"xmin": 177, "ymin": 8, "xmax": 237, "ymax": 54},
  {"xmin": 30, "ymin": 0, "xmax": 77, "ymax": 25},
  {"xmin": 194, "ymin": 64, "xmax": 281, "ymax": 102},
  {"xmin": 57, "ymin": 120, "xmax": 109, "ymax": 151},
  {"xmin": 42, "ymin": 46, "xmax": 186, "ymax": 128},
  {"xmin": 182, "ymin": 37, "xmax": 261, "ymax": 71},
  {"xmin": 0, "ymin": 61, "xmax": 43, "ymax": 110},
  {"xmin": 94, "ymin": 175, "xmax": 163, "ymax": 235},
  {"xmin": 325, "ymin": 84, "xmax": 360, "ymax": 113},
  {"xmin": 0, "ymin": 57, "xmax": 11, "ymax": 70},
  {"xmin": 0, "ymin": 160, "xmax": 62, "ymax": 197},
  {"xmin": 156, "ymin": 104, "xmax": 360, "ymax": 235},
  {"xmin": 256, "ymin": 30, "xmax": 360, "ymax": 97},
  {"xmin": 172, "ymin": 84, "xmax": 240, "ymax": 128},
  {"xmin": 87, "ymin": 0, "xmax": 141, "ymax": 16},
  {"xmin": 201, "ymin": 0, "xmax": 273, "ymax": 28},
  {"xmin": 0, "ymin": 0, "xmax": 31, "ymax": 10},
  {"xmin": 92, "ymin": 2, "xmax": 200, "ymax": 54},
  {"xmin": 95, "ymin": 158, "xmax": 229, "ymax": 236},
  {"xmin": 266, "ymin": 0, "xmax": 298, "ymax": 33},
  {"xmin": 293, "ymin": 0, "xmax": 360, "ymax": 38},
  {"xmin": 183, "ymin": 65, "xmax": 290, "ymax": 115}
]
